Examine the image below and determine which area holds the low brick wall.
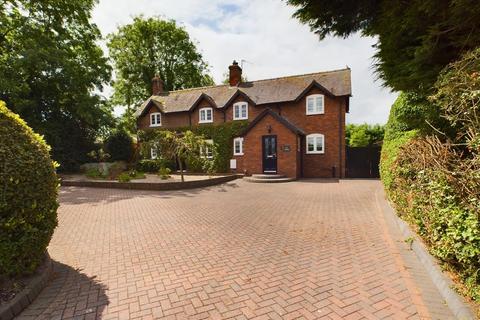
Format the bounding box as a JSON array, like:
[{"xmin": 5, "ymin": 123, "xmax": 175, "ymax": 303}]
[
  {"xmin": 0, "ymin": 253, "xmax": 53, "ymax": 320},
  {"xmin": 61, "ymin": 174, "xmax": 242, "ymax": 191}
]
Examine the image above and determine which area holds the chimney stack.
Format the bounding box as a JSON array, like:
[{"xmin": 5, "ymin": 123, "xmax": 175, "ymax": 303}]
[
  {"xmin": 228, "ymin": 60, "xmax": 242, "ymax": 87},
  {"xmin": 152, "ymin": 74, "xmax": 164, "ymax": 95}
]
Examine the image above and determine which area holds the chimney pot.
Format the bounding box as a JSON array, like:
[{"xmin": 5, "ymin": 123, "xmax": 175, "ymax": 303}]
[
  {"xmin": 152, "ymin": 74, "xmax": 164, "ymax": 95},
  {"xmin": 228, "ymin": 60, "xmax": 242, "ymax": 87}
]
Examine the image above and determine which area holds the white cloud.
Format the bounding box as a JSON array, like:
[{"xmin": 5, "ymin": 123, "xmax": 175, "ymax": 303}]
[{"xmin": 92, "ymin": 0, "xmax": 397, "ymax": 124}]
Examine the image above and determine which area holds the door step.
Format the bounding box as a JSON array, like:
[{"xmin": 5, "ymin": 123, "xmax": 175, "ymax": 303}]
[{"xmin": 244, "ymin": 174, "xmax": 294, "ymax": 183}]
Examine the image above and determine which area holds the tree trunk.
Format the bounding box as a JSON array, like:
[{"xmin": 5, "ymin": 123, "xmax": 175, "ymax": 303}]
[{"xmin": 178, "ymin": 157, "xmax": 184, "ymax": 182}]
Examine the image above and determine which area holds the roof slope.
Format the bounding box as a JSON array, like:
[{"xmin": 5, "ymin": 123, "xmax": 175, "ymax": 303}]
[
  {"xmin": 239, "ymin": 108, "xmax": 306, "ymax": 136},
  {"xmin": 135, "ymin": 68, "xmax": 351, "ymax": 116}
]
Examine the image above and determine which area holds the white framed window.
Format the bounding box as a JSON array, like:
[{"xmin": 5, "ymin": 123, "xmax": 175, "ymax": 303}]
[
  {"xmin": 306, "ymin": 94, "xmax": 324, "ymax": 115},
  {"xmin": 233, "ymin": 102, "xmax": 248, "ymax": 120},
  {"xmin": 199, "ymin": 107, "xmax": 213, "ymax": 123},
  {"xmin": 306, "ymin": 133, "xmax": 325, "ymax": 154},
  {"xmin": 201, "ymin": 139, "xmax": 214, "ymax": 159},
  {"xmin": 151, "ymin": 147, "xmax": 158, "ymax": 159},
  {"xmin": 150, "ymin": 112, "xmax": 162, "ymax": 127},
  {"xmin": 233, "ymin": 137, "xmax": 244, "ymax": 155}
]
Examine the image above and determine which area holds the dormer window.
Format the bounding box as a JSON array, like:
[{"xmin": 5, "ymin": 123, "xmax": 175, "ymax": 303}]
[
  {"xmin": 306, "ymin": 94, "xmax": 324, "ymax": 115},
  {"xmin": 150, "ymin": 112, "xmax": 161, "ymax": 127},
  {"xmin": 199, "ymin": 107, "xmax": 213, "ymax": 123},
  {"xmin": 233, "ymin": 102, "xmax": 248, "ymax": 120}
]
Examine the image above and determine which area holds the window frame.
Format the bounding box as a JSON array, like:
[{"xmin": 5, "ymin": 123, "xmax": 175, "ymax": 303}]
[
  {"xmin": 306, "ymin": 94, "xmax": 325, "ymax": 115},
  {"xmin": 233, "ymin": 102, "xmax": 248, "ymax": 120},
  {"xmin": 233, "ymin": 137, "xmax": 244, "ymax": 156},
  {"xmin": 306, "ymin": 133, "xmax": 325, "ymax": 154},
  {"xmin": 150, "ymin": 112, "xmax": 162, "ymax": 127},
  {"xmin": 200, "ymin": 139, "xmax": 214, "ymax": 159},
  {"xmin": 150, "ymin": 147, "xmax": 158, "ymax": 159},
  {"xmin": 199, "ymin": 107, "xmax": 213, "ymax": 123}
]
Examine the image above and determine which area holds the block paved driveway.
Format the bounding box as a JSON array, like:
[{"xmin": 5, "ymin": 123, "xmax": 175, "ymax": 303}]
[{"xmin": 18, "ymin": 179, "xmax": 454, "ymax": 319}]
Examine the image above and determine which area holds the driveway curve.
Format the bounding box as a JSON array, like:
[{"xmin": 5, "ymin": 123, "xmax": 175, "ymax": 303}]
[{"xmin": 17, "ymin": 179, "xmax": 454, "ymax": 319}]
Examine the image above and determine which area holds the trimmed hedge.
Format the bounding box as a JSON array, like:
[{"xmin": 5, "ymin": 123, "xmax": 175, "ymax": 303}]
[
  {"xmin": 0, "ymin": 101, "xmax": 59, "ymax": 276},
  {"xmin": 381, "ymin": 49, "xmax": 480, "ymax": 302}
]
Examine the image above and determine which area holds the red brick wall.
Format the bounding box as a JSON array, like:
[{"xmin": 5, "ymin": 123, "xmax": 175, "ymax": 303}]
[
  {"xmin": 276, "ymin": 87, "xmax": 346, "ymax": 178},
  {"xmin": 241, "ymin": 113, "xmax": 299, "ymax": 178}
]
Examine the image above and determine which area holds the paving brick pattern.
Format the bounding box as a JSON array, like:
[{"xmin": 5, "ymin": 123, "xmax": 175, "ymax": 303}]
[{"xmin": 17, "ymin": 179, "xmax": 454, "ymax": 319}]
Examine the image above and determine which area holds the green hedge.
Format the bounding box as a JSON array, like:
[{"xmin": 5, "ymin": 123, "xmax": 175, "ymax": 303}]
[
  {"xmin": 381, "ymin": 50, "xmax": 480, "ymax": 302},
  {"xmin": 0, "ymin": 101, "xmax": 59, "ymax": 276}
]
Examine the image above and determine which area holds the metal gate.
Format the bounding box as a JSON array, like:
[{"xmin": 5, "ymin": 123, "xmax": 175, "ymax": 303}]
[{"xmin": 346, "ymin": 146, "xmax": 381, "ymax": 178}]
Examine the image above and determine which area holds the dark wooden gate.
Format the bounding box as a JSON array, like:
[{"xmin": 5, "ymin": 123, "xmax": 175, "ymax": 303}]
[{"xmin": 346, "ymin": 146, "xmax": 381, "ymax": 178}]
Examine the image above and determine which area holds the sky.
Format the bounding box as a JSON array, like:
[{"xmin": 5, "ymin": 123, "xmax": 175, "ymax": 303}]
[{"xmin": 92, "ymin": 0, "xmax": 398, "ymax": 124}]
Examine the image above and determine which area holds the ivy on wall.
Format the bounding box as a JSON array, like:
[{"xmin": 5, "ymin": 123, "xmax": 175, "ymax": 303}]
[{"xmin": 139, "ymin": 120, "xmax": 248, "ymax": 173}]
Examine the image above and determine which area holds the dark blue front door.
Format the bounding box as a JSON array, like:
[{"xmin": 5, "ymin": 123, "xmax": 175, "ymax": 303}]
[{"xmin": 262, "ymin": 135, "xmax": 277, "ymax": 173}]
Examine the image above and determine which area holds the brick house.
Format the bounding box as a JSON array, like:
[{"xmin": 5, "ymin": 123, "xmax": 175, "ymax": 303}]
[{"xmin": 135, "ymin": 61, "xmax": 351, "ymax": 179}]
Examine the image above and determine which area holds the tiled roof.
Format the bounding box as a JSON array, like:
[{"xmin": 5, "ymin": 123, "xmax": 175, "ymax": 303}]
[{"xmin": 135, "ymin": 68, "xmax": 351, "ymax": 116}]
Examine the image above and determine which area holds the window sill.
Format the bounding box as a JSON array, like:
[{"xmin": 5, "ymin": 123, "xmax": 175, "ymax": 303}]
[
  {"xmin": 306, "ymin": 151, "xmax": 325, "ymax": 154},
  {"xmin": 306, "ymin": 112, "xmax": 324, "ymax": 116},
  {"xmin": 233, "ymin": 117, "xmax": 248, "ymax": 121},
  {"xmin": 199, "ymin": 121, "xmax": 213, "ymax": 124},
  {"xmin": 233, "ymin": 153, "xmax": 244, "ymax": 156},
  {"xmin": 150, "ymin": 124, "xmax": 162, "ymax": 127}
]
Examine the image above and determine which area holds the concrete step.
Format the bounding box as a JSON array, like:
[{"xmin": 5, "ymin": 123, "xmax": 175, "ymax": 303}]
[
  {"xmin": 244, "ymin": 176, "xmax": 294, "ymax": 183},
  {"xmin": 251, "ymin": 174, "xmax": 286, "ymax": 179}
]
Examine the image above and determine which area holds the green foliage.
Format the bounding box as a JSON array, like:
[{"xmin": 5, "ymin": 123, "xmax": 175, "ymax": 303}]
[
  {"xmin": 346, "ymin": 124, "xmax": 384, "ymax": 147},
  {"xmin": 135, "ymin": 159, "xmax": 175, "ymax": 173},
  {"xmin": 117, "ymin": 172, "xmax": 132, "ymax": 183},
  {"xmin": 158, "ymin": 167, "xmax": 171, "ymax": 180},
  {"xmin": 104, "ymin": 130, "xmax": 134, "ymax": 162},
  {"xmin": 287, "ymin": 0, "xmax": 480, "ymax": 92},
  {"xmin": 431, "ymin": 47, "xmax": 480, "ymax": 146},
  {"xmin": 0, "ymin": 0, "xmax": 113, "ymax": 172},
  {"xmin": 0, "ymin": 101, "xmax": 59, "ymax": 276},
  {"xmin": 187, "ymin": 121, "xmax": 249, "ymax": 172},
  {"xmin": 381, "ymin": 49, "xmax": 480, "ymax": 301},
  {"xmin": 128, "ymin": 170, "xmax": 145, "ymax": 179},
  {"xmin": 140, "ymin": 130, "xmax": 213, "ymax": 182},
  {"xmin": 85, "ymin": 168, "xmax": 106, "ymax": 180},
  {"xmin": 107, "ymin": 16, "xmax": 214, "ymax": 110}
]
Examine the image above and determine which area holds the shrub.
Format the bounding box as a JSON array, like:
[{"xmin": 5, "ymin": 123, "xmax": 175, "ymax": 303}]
[
  {"xmin": 104, "ymin": 129, "xmax": 134, "ymax": 161},
  {"xmin": 382, "ymin": 49, "xmax": 480, "ymax": 301},
  {"xmin": 158, "ymin": 167, "xmax": 171, "ymax": 180},
  {"xmin": 136, "ymin": 159, "xmax": 175, "ymax": 173},
  {"xmin": 117, "ymin": 172, "xmax": 132, "ymax": 182},
  {"xmin": 0, "ymin": 101, "xmax": 59, "ymax": 276},
  {"xmin": 85, "ymin": 168, "xmax": 106, "ymax": 179}
]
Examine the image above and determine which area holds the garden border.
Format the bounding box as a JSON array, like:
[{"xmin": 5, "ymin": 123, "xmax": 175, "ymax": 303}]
[
  {"xmin": 60, "ymin": 174, "xmax": 242, "ymax": 191},
  {"xmin": 375, "ymin": 189, "xmax": 476, "ymax": 320},
  {"xmin": 0, "ymin": 253, "xmax": 53, "ymax": 320}
]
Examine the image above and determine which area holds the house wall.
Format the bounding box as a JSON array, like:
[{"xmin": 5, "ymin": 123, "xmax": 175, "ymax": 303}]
[
  {"xmin": 276, "ymin": 87, "xmax": 347, "ymax": 178},
  {"xmin": 137, "ymin": 87, "xmax": 347, "ymax": 178},
  {"xmin": 137, "ymin": 105, "xmax": 190, "ymax": 130},
  {"xmin": 190, "ymin": 99, "xmax": 224, "ymax": 126},
  {"xmin": 241, "ymin": 113, "xmax": 299, "ymax": 179}
]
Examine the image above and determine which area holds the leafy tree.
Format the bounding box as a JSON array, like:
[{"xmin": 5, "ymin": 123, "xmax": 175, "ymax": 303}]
[
  {"xmin": 287, "ymin": 0, "xmax": 480, "ymax": 93},
  {"xmin": 107, "ymin": 17, "xmax": 214, "ymax": 113},
  {"xmin": 104, "ymin": 129, "xmax": 134, "ymax": 162},
  {"xmin": 141, "ymin": 130, "xmax": 213, "ymax": 182},
  {"xmin": 0, "ymin": 0, "xmax": 112, "ymax": 171},
  {"xmin": 346, "ymin": 124, "xmax": 384, "ymax": 147}
]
